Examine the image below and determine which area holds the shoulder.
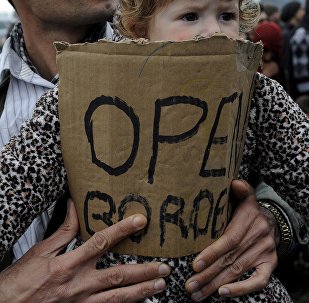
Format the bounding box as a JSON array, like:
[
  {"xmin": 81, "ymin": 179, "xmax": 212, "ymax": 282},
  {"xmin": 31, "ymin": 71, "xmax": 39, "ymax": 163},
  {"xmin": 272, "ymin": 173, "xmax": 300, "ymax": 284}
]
[
  {"xmin": 40, "ymin": 86, "xmax": 59, "ymax": 101},
  {"xmin": 29, "ymin": 87, "xmax": 60, "ymax": 128},
  {"xmin": 251, "ymin": 73, "xmax": 309, "ymax": 129},
  {"xmin": 253, "ymin": 73, "xmax": 290, "ymax": 107},
  {"xmin": 34, "ymin": 87, "xmax": 59, "ymax": 113}
]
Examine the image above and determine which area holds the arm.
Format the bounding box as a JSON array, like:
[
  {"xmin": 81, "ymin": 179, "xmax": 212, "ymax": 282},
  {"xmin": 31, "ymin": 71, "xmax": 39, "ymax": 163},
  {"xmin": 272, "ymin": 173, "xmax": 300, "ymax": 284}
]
[
  {"xmin": 248, "ymin": 75, "xmax": 309, "ymax": 253},
  {"xmin": 247, "ymin": 75, "xmax": 309, "ymax": 221},
  {"xmin": 0, "ymin": 88, "xmax": 66, "ymax": 257},
  {"xmin": 186, "ymin": 75, "xmax": 309, "ymax": 300},
  {"xmin": 255, "ymin": 182, "xmax": 309, "ymax": 257},
  {"xmin": 0, "ymin": 200, "xmax": 170, "ymax": 303}
]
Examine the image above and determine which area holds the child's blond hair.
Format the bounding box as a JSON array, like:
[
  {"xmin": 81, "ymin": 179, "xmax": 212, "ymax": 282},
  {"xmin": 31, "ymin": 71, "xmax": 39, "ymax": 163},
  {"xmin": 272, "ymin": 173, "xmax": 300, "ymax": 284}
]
[{"xmin": 115, "ymin": 0, "xmax": 260, "ymax": 38}]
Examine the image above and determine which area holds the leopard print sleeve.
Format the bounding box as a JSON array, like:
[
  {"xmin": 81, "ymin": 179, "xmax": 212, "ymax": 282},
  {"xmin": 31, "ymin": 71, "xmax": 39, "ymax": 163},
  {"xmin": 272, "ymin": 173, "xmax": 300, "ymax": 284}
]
[
  {"xmin": 0, "ymin": 87, "xmax": 67, "ymax": 258},
  {"xmin": 240, "ymin": 74, "xmax": 309, "ymax": 222}
]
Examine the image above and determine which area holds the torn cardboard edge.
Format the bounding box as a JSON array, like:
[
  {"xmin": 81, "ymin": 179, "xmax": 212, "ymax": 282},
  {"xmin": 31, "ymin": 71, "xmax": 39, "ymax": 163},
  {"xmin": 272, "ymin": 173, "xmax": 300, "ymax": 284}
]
[{"xmin": 55, "ymin": 34, "xmax": 262, "ymax": 59}]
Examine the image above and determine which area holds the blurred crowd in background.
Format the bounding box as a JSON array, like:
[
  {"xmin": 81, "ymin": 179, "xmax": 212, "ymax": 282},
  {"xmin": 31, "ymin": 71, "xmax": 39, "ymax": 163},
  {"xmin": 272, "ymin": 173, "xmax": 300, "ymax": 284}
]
[{"xmin": 248, "ymin": 1, "xmax": 309, "ymax": 117}]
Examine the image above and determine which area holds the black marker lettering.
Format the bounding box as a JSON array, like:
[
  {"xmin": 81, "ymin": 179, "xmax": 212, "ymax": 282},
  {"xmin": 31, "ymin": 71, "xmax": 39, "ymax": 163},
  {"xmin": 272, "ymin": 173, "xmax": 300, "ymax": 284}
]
[
  {"xmin": 160, "ymin": 195, "xmax": 189, "ymax": 246},
  {"xmin": 148, "ymin": 96, "xmax": 208, "ymax": 184},
  {"xmin": 189, "ymin": 189, "xmax": 214, "ymax": 239},
  {"xmin": 84, "ymin": 191, "xmax": 116, "ymax": 236},
  {"xmin": 211, "ymin": 188, "xmax": 228, "ymax": 239},
  {"xmin": 200, "ymin": 92, "xmax": 238, "ymax": 178},
  {"xmin": 228, "ymin": 93, "xmax": 243, "ymax": 177},
  {"xmin": 84, "ymin": 96, "xmax": 140, "ymax": 176}
]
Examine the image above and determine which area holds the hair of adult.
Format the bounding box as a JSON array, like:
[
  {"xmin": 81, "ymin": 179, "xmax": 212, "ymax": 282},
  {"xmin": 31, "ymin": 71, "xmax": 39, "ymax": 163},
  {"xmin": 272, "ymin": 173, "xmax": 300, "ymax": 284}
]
[
  {"xmin": 115, "ymin": 0, "xmax": 260, "ymax": 38},
  {"xmin": 281, "ymin": 1, "xmax": 301, "ymax": 23}
]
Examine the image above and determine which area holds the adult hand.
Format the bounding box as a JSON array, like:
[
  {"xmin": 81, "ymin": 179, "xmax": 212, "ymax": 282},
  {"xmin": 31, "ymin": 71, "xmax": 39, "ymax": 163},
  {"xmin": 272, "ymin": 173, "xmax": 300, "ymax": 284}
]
[
  {"xmin": 0, "ymin": 199, "xmax": 170, "ymax": 303},
  {"xmin": 185, "ymin": 180, "xmax": 278, "ymax": 301}
]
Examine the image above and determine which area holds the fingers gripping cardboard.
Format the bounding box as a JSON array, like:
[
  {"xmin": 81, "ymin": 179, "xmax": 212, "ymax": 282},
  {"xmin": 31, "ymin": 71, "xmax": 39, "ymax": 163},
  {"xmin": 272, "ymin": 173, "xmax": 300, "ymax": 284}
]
[{"xmin": 56, "ymin": 36, "xmax": 262, "ymax": 257}]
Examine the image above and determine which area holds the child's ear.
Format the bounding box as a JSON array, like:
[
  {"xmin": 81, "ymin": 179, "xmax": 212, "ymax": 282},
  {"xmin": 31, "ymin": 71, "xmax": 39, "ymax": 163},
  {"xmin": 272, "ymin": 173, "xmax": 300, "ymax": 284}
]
[{"xmin": 134, "ymin": 23, "xmax": 147, "ymax": 39}]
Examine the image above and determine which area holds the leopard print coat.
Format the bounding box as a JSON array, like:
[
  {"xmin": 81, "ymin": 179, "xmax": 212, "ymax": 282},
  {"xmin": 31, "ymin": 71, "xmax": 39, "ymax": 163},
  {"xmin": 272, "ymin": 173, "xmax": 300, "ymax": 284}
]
[{"xmin": 0, "ymin": 73, "xmax": 308, "ymax": 302}]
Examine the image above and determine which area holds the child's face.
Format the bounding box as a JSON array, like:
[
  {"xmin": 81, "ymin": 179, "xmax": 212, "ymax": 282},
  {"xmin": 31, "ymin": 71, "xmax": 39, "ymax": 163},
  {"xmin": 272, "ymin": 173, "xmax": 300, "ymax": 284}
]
[{"xmin": 147, "ymin": 0, "xmax": 240, "ymax": 41}]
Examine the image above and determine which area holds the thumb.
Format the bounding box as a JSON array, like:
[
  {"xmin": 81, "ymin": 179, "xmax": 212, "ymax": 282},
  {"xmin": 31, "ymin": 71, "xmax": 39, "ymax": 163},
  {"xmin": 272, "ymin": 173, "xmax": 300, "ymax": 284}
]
[
  {"xmin": 231, "ymin": 180, "xmax": 255, "ymax": 201},
  {"xmin": 35, "ymin": 199, "xmax": 79, "ymax": 258}
]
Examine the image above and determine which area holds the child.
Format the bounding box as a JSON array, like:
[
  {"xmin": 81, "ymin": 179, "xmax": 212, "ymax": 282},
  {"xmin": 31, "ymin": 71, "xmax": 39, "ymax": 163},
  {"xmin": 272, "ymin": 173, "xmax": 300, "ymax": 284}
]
[{"xmin": 0, "ymin": 0, "xmax": 308, "ymax": 302}]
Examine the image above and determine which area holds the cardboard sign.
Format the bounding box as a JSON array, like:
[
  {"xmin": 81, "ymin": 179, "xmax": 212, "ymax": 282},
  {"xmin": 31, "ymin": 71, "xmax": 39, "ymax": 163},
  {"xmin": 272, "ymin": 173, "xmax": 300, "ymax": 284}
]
[{"xmin": 56, "ymin": 36, "xmax": 262, "ymax": 257}]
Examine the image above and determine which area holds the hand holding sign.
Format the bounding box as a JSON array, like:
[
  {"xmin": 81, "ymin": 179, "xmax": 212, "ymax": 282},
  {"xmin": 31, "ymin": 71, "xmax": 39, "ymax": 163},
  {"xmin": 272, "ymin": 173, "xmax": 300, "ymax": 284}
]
[
  {"xmin": 0, "ymin": 200, "xmax": 170, "ymax": 303},
  {"xmin": 185, "ymin": 180, "xmax": 278, "ymax": 300}
]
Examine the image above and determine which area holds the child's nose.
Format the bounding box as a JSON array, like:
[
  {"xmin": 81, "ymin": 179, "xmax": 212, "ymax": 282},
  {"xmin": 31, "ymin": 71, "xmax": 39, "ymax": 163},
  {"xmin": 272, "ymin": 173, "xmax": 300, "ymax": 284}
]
[{"xmin": 200, "ymin": 18, "xmax": 221, "ymax": 37}]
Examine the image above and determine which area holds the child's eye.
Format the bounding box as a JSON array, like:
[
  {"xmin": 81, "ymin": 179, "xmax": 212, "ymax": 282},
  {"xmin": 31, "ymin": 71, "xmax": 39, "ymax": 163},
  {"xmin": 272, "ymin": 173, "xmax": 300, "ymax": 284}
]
[
  {"xmin": 181, "ymin": 13, "xmax": 199, "ymax": 22},
  {"xmin": 220, "ymin": 12, "xmax": 236, "ymax": 22}
]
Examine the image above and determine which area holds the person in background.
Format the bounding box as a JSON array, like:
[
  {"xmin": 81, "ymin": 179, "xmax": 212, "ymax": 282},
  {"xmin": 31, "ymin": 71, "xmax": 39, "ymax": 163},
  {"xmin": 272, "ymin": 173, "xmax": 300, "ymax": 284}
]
[
  {"xmin": 258, "ymin": 3, "xmax": 268, "ymax": 23},
  {"xmin": 288, "ymin": 0, "xmax": 309, "ymax": 99},
  {"xmin": 263, "ymin": 3, "xmax": 281, "ymax": 23},
  {"xmin": 280, "ymin": 1, "xmax": 305, "ymax": 93},
  {"xmin": 281, "ymin": 1, "xmax": 305, "ymax": 36},
  {"xmin": 0, "ymin": 0, "xmax": 307, "ymax": 302},
  {"xmin": 251, "ymin": 21, "xmax": 284, "ymax": 84}
]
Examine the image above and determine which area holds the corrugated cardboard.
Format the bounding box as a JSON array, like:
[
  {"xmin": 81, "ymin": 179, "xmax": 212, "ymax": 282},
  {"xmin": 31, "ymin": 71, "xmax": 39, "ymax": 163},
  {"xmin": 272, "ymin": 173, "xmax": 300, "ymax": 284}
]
[{"xmin": 56, "ymin": 35, "xmax": 262, "ymax": 257}]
